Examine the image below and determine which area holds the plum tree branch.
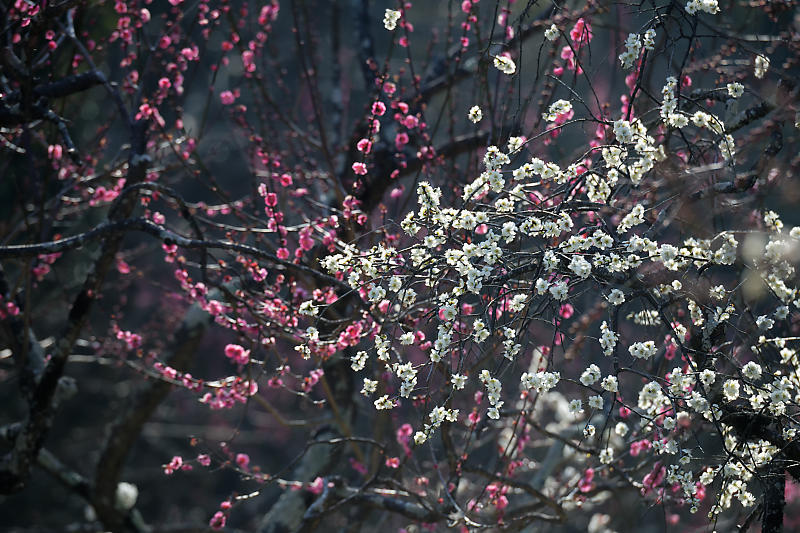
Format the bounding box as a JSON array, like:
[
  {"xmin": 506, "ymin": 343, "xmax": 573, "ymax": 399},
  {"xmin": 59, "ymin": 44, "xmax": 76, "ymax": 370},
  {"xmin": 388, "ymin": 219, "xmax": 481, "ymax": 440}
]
[
  {"xmin": 0, "ymin": 119, "xmax": 148, "ymax": 495},
  {"xmin": 0, "ymin": 217, "xmax": 352, "ymax": 292}
]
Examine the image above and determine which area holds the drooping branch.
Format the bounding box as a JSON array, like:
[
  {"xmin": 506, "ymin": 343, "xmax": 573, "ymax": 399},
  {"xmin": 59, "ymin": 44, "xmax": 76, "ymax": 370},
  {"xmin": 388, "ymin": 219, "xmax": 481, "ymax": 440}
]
[
  {"xmin": 0, "ymin": 217, "xmax": 352, "ymax": 292},
  {"xmin": 91, "ymin": 299, "xmax": 212, "ymax": 531}
]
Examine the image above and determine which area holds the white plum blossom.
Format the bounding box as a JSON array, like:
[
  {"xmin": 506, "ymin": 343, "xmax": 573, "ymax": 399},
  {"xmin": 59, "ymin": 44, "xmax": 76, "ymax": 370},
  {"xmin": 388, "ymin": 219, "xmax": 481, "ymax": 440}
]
[
  {"xmin": 521, "ymin": 371, "xmax": 560, "ymax": 393},
  {"xmin": 388, "ymin": 276, "xmax": 403, "ymax": 292},
  {"xmin": 613, "ymin": 119, "xmax": 635, "ymax": 143},
  {"xmin": 473, "ymin": 319, "xmax": 490, "ymax": 342},
  {"xmin": 361, "ymin": 379, "xmax": 378, "ymax": 396},
  {"xmin": 507, "ymin": 136, "xmax": 525, "ymax": 153},
  {"xmin": 351, "ymin": 351, "xmax": 368, "ymax": 371},
  {"xmin": 493, "ymin": 54, "xmax": 516, "ymax": 75},
  {"xmin": 719, "ymin": 134, "xmax": 736, "ymax": 161},
  {"xmin": 543, "ymin": 99, "xmax": 573, "ymax": 122},
  {"xmin": 685, "ymin": 0, "xmax": 720, "ymax": 15},
  {"xmin": 727, "ymin": 82, "xmax": 744, "ymax": 98},
  {"xmin": 754, "ymin": 54, "xmax": 770, "ymax": 79},
  {"xmin": 588, "ymin": 395, "xmax": 604, "ymax": 410},
  {"xmin": 629, "ymin": 340, "xmax": 658, "ymax": 359},
  {"xmin": 756, "ymin": 315, "xmax": 774, "ymax": 330},
  {"xmin": 619, "ymin": 33, "xmax": 641, "ymax": 69},
  {"xmin": 429, "ymin": 405, "xmax": 459, "ymax": 426},
  {"xmin": 115, "ymin": 482, "xmax": 139, "ymax": 511},
  {"xmin": 580, "ymin": 364, "xmax": 601, "ymax": 386},
  {"xmin": 509, "ymin": 294, "xmax": 528, "ymax": 312},
  {"xmin": 643, "ymin": 29, "xmax": 656, "ymax": 51},
  {"xmin": 452, "ymin": 374, "xmax": 468, "ymax": 390},
  {"xmin": 600, "ymin": 321, "xmax": 618, "ymax": 356},
  {"xmin": 607, "ymin": 289, "xmax": 626, "ymax": 305},
  {"xmin": 374, "ymin": 395, "xmax": 395, "ymax": 410},
  {"xmin": 298, "ymin": 300, "xmax": 318, "ymax": 316},
  {"xmin": 723, "ymin": 380, "xmax": 740, "ymax": 401},
  {"xmin": 618, "ymin": 204, "xmax": 645, "ymax": 233},
  {"xmin": 602, "ymin": 375, "xmax": 619, "ymax": 392},
  {"xmin": 709, "ymin": 285, "xmax": 726, "ymax": 300},
  {"xmin": 368, "ymin": 285, "xmax": 386, "ymax": 303},
  {"xmin": 383, "ymin": 9, "xmax": 401, "ymax": 30},
  {"xmin": 569, "ymin": 255, "xmax": 592, "ymax": 279},
  {"xmin": 600, "ymin": 448, "xmax": 614, "ymax": 464},
  {"xmin": 468, "ymin": 105, "xmax": 483, "ymax": 123},
  {"xmin": 742, "ymin": 362, "xmax": 762, "ymax": 380},
  {"xmin": 549, "ymin": 280, "xmax": 569, "ymax": 301}
]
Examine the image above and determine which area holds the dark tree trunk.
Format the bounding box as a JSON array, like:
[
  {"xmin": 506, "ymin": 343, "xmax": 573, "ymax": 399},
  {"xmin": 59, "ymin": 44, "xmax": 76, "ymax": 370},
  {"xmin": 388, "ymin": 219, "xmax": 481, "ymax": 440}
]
[{"xmin": 762, "ymin": 458, "xmax": 785, "ymax": 533}]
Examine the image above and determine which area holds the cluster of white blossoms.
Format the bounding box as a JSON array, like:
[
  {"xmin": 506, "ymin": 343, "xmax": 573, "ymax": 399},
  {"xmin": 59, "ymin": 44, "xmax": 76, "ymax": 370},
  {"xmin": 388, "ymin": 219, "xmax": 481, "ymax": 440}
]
[
  {"xmin": 650, "ymin": 348, "xmax": 800, "ymax": 515},
  {"xmin": 568, "ymin": 254, "xmax": 592, "ymax": 278},
  {"xmin": 628, "ymin": 340, "xmax": 657, "ymax": 359},
  {"xmin": 606, "ymin": 118, "xmax": 663, "ymax": 185},
  {"xmin": 660, "ymin": 76, "xmax": 685, "ymax": 128},
  {"xmin": 580, "ymin": 364, "xmax": 601, "ymax": 386},
  {"xmin": 619, "ymin": 34, "xmax": 639, "ymax": 69},
  {"xmin": 585, "ymin": 169, "xmax": 616, "ymax": 203},
  {"xmin": 351, "ymin": 350, "xmax": 368, "ymax": 371},
  {"xmin": 754, "ymin": 54, "xmax": 770, "ymax": 79},
  {"xmin": 393, "ymin": 361, "xmax": 418, "ymax": 397},
  {"xmin": 703, "ymin": 434, "xmax": 779, "ymax": 516},
  {"xmin": 521, "ymin": 370, "xmax": 560, "ymax": 393},
  {"xmin": 298, "ymin": 12, "xmax": 796, "ymax": 523},
  {"xmin": 493, "ymin": 54, "xmax": 516, "ymax": 75},
  {"xmin": 542, "ymin": 99, "xmax": 573, "ymax": 122},
  {"xmin": 617, "ymin": 204, "xmax": 645, "ymax": 234},
  {"xmin": 618, "ymin": 29, "xmax": 656, "ymax": 70},
  {"xmin": 659, "ymin": 76, "xmax": 733, "ymax": 159},
  {"xmin": 410, "ymin": 404, "xmax": 460, "ymax": 445},
  {"xmin": 325, "ymin": 166, "xmax": 793, "ymax": 520},
  {"xmin": 480, "ymin": 369, "xmax": 504, "ymax": 419},
  {"xmin": 642, "ymin": 29, "xmax": 656, "ymax": 51},
  {"xmin": 599, "ymin": 321, "xmax": 618, "ymax": 355},
  {"xmin": 383, "ymin": 9, "xmax": 401, "ymax": 31},
  {"xmin": 685, "ymin": 0, "xmax": 720, "ymax": 14}
]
